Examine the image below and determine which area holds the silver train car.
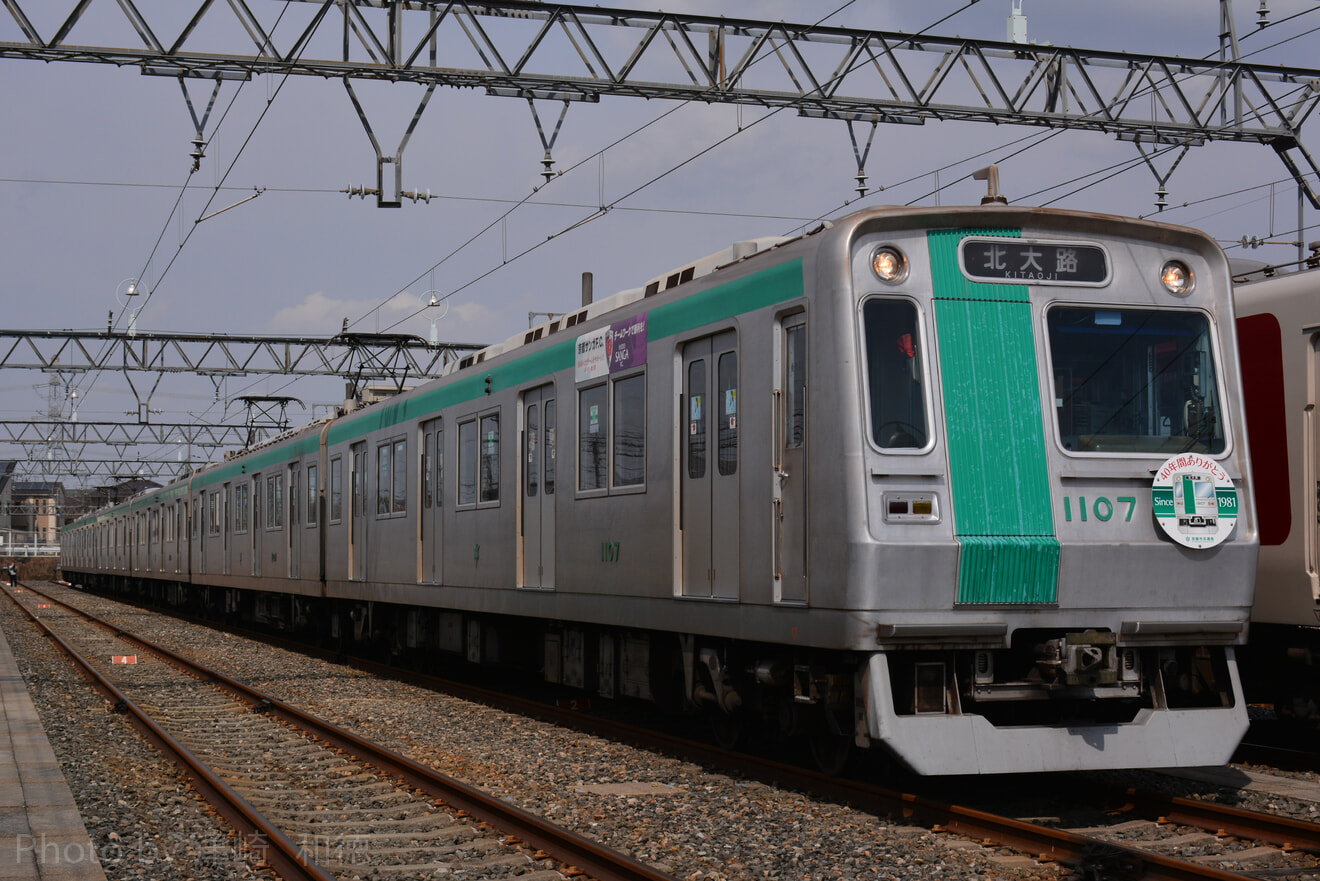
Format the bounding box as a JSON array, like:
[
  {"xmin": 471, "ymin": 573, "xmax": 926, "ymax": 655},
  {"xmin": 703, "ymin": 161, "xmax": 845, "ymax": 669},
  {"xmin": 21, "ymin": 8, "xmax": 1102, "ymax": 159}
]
[
  {"xmin": 1231, "ymin": 260, "xmax": 1320, "ymax": 717},
  {"xmin": 62, "ymin": 200, "xmax": 1258, "ymax": 775}
]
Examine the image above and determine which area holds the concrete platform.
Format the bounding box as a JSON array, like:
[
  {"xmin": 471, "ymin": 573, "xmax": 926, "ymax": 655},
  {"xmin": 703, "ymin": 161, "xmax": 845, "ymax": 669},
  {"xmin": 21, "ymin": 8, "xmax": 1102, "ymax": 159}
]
[{"xmin": 0, "ymin": 618, "xmax": 106, "ymax": 880}]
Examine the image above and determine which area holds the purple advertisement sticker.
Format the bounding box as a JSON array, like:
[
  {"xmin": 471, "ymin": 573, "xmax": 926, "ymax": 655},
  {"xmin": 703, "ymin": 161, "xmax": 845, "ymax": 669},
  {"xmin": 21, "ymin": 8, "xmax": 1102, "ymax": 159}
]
[
  {"xmin": 575, "ymin": 313, "xmax": 647, "ymax": 383},
  {"xmin": 608, "ymin": 313, "xmax": 647, "ymax": 373}
]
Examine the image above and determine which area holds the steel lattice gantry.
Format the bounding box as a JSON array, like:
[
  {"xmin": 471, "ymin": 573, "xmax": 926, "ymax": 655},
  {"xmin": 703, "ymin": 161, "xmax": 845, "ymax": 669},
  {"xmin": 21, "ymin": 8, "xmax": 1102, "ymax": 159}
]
[
  {"xmin": 1, "ymin": 419, "xmax": 248, "ymax": 449},
  {"xmin": 0, "ymin": 329, "xmax": 474, "ymax": 380},
  {"xmin": 1, "ymin": 1, "xmax": 1317, "ymax": 205},
  {"xmin": 5, "ymin": 418, "xmax": 239, "ymax": 485},
  {"xmin": 14, "ymin": 456, "xmax": 213, "ymax": 482},
  {"xmin": 0, "ymin": 329, "xmax": 482, "ymax": 483}
]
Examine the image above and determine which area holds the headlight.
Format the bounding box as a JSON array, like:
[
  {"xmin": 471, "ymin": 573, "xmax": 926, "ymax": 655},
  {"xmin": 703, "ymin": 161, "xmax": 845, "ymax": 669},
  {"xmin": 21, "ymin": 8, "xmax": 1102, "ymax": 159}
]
[
  {"xmin": 871, "ymin": 246, "xmax": 908, "ymax": 283},
  {"xmin": 1160, "ymin": 260, "xmax": 1194, "ymax": 296}
]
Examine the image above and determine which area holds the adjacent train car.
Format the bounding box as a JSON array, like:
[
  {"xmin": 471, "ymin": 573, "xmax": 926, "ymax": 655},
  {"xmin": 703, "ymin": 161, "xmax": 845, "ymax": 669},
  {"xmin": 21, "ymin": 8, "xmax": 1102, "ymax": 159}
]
[
  {"xmin": 63, "ymin": 198, "xmax": 1258, "ymax": 775},
  {"xmin": 1231, "ymin": 259, "xmax": 1320, "ymax": 718}
]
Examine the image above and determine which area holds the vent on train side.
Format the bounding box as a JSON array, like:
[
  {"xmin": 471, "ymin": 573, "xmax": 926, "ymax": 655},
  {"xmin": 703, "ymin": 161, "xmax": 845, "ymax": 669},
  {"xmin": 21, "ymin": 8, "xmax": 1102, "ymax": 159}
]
[
  {"xmin": 446, "ymin": 236, "xmax": 793, "ymax": 371},
  {"xmin": 641, "ymin": 237, "xmax": 786, "ymax": 297}
]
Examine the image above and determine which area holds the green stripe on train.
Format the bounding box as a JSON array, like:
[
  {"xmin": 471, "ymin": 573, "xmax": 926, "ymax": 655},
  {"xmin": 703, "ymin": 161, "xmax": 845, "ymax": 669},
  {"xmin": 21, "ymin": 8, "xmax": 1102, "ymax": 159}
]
[
  {"xmin": 67, "ymin": 258, "xmax": 806, "ymax": 527},
  {"xmin": 191, "ymin": 259, "xmax": 804, "ymax": 487},
  {"xmin": 928, "ymin": 229, "xmax": 1059, "ymax": 605},
  {"xmin": 324, "ymin": 257, "xmax": 806, "ymax": 445}
]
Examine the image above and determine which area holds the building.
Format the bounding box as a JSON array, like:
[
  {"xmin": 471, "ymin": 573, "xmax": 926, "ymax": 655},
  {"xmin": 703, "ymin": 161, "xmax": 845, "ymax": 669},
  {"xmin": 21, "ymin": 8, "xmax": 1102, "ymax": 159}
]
[
  {"xmin": 0, "ymin": 462, "xmax": 15, "ymax": 547},
  {"xmin": 10, "ymin": 481, "xmax": 65, "ymax": 548}
]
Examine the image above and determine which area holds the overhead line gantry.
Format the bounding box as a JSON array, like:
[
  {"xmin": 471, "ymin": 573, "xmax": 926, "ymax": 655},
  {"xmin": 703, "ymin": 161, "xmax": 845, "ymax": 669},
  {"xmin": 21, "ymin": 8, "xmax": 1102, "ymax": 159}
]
[{"xmin": 2, "ymin": 1, "xmax": 1317, "ymax": 207}]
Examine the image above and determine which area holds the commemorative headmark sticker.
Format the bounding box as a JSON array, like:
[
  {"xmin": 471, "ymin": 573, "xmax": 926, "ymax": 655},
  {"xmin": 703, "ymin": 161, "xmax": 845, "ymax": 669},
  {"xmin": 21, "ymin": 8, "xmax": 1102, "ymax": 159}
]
[{"xmin": 1151, "ymin": 454, "xmax": 1238, "ymax": 549}]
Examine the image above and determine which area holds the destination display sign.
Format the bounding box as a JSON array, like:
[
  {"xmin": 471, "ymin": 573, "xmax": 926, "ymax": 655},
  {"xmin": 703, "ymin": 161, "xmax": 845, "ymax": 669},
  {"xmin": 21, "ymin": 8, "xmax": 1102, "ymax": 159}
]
[{"xmin": 959, "ymin": 238, "xmax": 1109, "ymax": 286}]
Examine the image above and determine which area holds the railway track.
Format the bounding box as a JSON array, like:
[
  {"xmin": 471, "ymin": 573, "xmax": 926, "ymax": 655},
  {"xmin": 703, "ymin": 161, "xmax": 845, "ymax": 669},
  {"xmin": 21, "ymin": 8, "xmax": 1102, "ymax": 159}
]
[
  {"xmin": 3, "ymin": 582, "xmax": 676, "ymax": 881},
  {"xmin": 21, "ymin": 581, "xmax": 1320, "ymax": 881}
]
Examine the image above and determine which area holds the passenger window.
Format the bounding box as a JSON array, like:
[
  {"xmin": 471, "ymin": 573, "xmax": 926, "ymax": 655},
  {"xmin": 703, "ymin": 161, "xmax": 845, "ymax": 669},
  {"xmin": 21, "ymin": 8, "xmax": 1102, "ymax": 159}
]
[
  {"xmin": 688, "ymin": 360, "xmax": 706, "ymax": 479},
  {"xmin": 1048, "ymin": 307, "xmax": 1225, "ymax": 454},
  {"xmin": 862, "ymin": 299, "xmax": 928, "ymax": 449},
  {"xmin": 480, "ymin": 415, "xmax": 500, "ymax": 502},
  {"xmin": 273, "ymin": 474, "xmax": 284, "ymax": 528},
  {"xmin": 544, "ymin": 400, "xmax": 556, "ymax": 495},
  {"xmin": 435, "ymin": 427, "xmax": 444, "ymax": 508},
  {"xmin": 393, "ymin": 438, "xmax": 407, "ymax": 513},
  {"xmin": 289, "ymin": 469, "xmax": 299, "ymax": 527},
  {"xmin": 423, "ymin": 433, "xmax": 433, "ymax": 509},
  {"xmin": 307, "ymin": 465, "xmax": 318, "ymax": 526},
  {"xmin": 785, "ymin": 325, "xmax": 806, "ymax": 448},
  {"xmin": 578, "ymin": 385, "xmax": 608, "ymax": 491},
  {"xmin": 527, "ymin": 403, "xmax": 539, "ymax": 498},
  {"xmin": 330, "ymin": 457, "xmax": 343, "ymax": 522},
  {"xmin": 718, "ymin": 352, "xmax": 738, "ymax": 476},
  {"xmin": 458, "ymin": 420, "xmax": 477, "ymax": 505},
  {"xmin": 612, "ymin": 373, "xmax": 645, "ymax": 487},
  {"xmin": 377, "ymin": 443, "xmax": 392, "ymax": 515}
]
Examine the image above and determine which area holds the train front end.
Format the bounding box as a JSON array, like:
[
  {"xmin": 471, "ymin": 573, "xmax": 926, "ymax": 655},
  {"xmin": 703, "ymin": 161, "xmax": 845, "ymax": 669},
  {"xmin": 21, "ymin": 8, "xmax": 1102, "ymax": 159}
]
[{"xmin": 833, "ymin": 204, "xmax": 1256, "ymax": 774}]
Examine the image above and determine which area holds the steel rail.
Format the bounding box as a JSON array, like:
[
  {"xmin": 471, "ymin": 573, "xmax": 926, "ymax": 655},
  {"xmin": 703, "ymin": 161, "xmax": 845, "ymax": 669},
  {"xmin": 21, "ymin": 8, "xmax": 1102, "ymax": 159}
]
[
  {"xmin": 212, "ymin": 619, "xmax": 1290, "ymax": 881},
  {"xmin": 2, "ymin": 585, "xmax": 337, "ymax": 881},
  {"xmin": 24, "ymin": 583, "xmax": 678, "ymax": 881},
  {"xmin": 39, "ymin": 581, "xmax": 1277, "ymax": 881},
  {"xmin": 1098, "ymin": 783, "xmax": 1320, "ymax": 854}
]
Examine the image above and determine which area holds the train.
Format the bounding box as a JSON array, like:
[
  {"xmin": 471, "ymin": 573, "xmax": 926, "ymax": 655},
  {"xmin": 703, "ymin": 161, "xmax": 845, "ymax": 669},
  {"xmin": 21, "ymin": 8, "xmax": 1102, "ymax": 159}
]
[
  {"xmin": 60, "ymin": 191, "xmax": 1259, "ymax": 775},
  {"xmin": 1231, "ymin": 255, "xmax": 1320, "ymax": 721}
]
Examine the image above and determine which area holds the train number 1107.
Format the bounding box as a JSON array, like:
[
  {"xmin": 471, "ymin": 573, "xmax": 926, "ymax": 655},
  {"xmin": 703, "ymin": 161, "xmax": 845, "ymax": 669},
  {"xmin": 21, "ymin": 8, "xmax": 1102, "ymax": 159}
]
[{"xmin": 1063, "ymin": 496, "xmax": 1136, "ymax": 523}]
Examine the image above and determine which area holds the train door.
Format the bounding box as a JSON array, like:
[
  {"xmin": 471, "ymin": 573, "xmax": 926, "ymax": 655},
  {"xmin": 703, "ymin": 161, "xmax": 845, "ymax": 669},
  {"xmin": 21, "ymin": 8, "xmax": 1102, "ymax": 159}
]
[
  {"xmin": 420, "ymin": 419, "xmax": 443, "ymax": 583},
  {"xmin": 251, "ymin": 474, "xmax": 263, "ymax": 577},
  {"xmin": 1308, "ymin": 334, "xmax": 1320, "ymax": 598},
  {"xmin": 198, "ymin": 499, "xmax": 207, "ymax": 575},
  {"xmin": 288, "ymin": 465, "xmax": 301, "ymax": 579},
  {"xmin": 350, "ymin": 442, "xmax": 366, "ymax": 581},
  {"xmin": 223, "ymin": 484, "xmax": 232, "ymax": 575},
  {"xmin": 149, "ymin": 508, "xmax": 160, "ymax": 571},
  {"xmin": 522, "ymin": 385, "xmax": 556, "ymax": 588},
  {"xmin": 776, "ymin": 314, "xmax": 809, "ymax": 603},
  {"xmin": 182, "ymin": 500, "xmax": 189, "ymax": 575},
  {"xmin": 681, "ymin": 330, "xmax": 740, "ymax": 599}
]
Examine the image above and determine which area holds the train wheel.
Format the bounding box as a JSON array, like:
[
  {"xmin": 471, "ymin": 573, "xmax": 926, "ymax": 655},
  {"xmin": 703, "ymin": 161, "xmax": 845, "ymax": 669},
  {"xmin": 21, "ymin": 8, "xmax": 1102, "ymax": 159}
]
[
  {"xmin": 808, "ymin": 710, "xmax": 853, "ymax": 776},
  {"xmin": 708, "ymin": 707, "xmax": 745, "ymax": 751}
]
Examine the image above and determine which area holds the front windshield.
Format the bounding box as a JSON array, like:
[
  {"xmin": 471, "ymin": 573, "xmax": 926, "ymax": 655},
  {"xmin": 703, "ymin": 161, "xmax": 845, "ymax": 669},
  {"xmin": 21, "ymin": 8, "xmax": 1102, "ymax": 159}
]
[
  {"xmin": 863, "ymin": 299, "xmax": 928, "ymax": 449},
  {"xmin": 1048, "ymin": 307, "xmax": 1224, "ymax": 454}
]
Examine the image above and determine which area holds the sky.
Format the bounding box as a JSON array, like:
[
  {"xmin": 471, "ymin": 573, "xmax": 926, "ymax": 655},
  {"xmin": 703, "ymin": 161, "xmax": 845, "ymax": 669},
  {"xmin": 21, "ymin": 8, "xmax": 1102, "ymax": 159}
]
[{"xmin": 1, "ymin": 0, "xmax": 1318, "ymax": 485}]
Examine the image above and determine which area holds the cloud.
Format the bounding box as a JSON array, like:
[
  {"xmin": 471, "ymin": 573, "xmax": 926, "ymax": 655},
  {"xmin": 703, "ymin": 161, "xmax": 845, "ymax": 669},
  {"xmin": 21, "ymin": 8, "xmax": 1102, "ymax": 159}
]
[
  {"xmin": 267, "ymin": 290, "xmax": 501, "ymax": 344},
  {"xmin": 268, "ymin": 292, "xmax": 360, "ymax": 335}
]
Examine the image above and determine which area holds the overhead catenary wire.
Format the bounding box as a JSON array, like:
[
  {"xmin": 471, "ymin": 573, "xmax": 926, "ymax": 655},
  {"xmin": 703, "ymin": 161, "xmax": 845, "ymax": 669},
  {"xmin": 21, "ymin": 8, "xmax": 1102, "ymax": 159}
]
[
  {"xmin": 348, "ymin": 0, "xmax": 988, "ymax": 338},
  {"xmin": 25, "ymin": 1, "xmax": 1320, "ymax": 471},
  {"xmin": 797, "ymin": 7, "xmax": 1320, "ymax": 227},
  {"xmin": 122, "ymin": 0, "xmax": 1320, "ymax": 448},
  {"xmin": 170, "ymin": 0, "xmax": 988, "ymax": 458},
  {"xmin": 69, "ymin": 2, "xmax": 302, "ymax": 421}
]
